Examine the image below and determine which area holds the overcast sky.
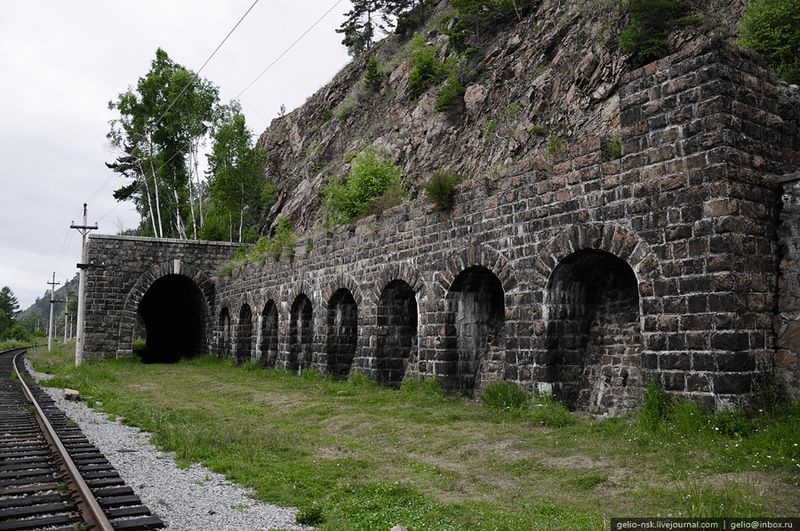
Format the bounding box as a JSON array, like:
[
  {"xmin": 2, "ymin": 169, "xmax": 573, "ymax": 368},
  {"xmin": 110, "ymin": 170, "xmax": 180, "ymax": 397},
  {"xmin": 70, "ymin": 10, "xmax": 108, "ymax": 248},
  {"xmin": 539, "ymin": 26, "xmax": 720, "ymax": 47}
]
[{"xmin": 0, "ymin": 1, "xmax": 352, "ymax": 309}]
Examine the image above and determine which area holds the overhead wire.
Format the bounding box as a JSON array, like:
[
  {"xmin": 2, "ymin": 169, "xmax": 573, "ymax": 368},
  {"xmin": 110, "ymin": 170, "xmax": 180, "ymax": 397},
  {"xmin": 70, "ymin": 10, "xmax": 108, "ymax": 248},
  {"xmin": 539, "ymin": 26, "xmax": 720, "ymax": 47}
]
[
  {"xmin": 83, "ymin": 0, "xmax": 263, "ymax": 206},
  {"xmin": 127, "ymin": 0, "xmax": 346, "ymax": 191}
]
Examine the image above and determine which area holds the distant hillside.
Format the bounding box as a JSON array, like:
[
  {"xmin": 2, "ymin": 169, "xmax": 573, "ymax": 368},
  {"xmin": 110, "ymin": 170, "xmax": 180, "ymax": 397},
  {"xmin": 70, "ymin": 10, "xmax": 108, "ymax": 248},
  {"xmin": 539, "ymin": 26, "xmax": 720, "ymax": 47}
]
[
  {"xmin": 17, "ymin": 274, "xmax": 79, "ymax": 335},
  {"xmin": 257, "ymin": 0, "xmax": 744, "ymax": 234}
]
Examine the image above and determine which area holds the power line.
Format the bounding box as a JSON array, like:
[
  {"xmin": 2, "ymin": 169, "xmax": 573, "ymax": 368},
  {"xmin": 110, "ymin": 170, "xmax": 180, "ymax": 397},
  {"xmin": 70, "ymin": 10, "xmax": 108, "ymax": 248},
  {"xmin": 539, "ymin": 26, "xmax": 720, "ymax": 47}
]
[
  {"xmin": 85, "ymin": 0, "xmax": 263, "ymax": 206},
  {"xmin": 153, "ymin": 0, "xmax": 263, "ymax": 126},
  {"xmin": 87, "ymin": 0, "xmax": 346, "ymax": 236},
  {"xmin": 235, "ymin": 0, "xmax": 345, "ymax": 100},
  {"xmin": 128, "ymin": 0, "xmax": 347, "ymax": 192}
]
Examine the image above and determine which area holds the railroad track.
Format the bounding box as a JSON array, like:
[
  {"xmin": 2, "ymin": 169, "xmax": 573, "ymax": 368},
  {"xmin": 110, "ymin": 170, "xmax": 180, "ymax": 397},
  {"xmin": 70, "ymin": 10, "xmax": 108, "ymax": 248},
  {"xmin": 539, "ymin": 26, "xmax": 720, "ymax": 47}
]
[{"xmin": 0, "ymin": 348, "xmax": 164, "ymax": 530}]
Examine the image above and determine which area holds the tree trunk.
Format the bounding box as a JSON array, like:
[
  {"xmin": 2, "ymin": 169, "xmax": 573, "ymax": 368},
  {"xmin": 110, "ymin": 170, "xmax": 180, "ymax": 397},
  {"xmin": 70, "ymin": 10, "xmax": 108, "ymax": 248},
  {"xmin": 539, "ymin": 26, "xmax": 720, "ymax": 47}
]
[
  {"xmin": 147, "ymin": 142, "xmax": 164, "ymax": 238},
  {"xmin": 187, "ymin": 168, "xmax": 198, "ymax": 240},
  {"xmin": 137, "ymin": 160, "xmax": 159, "ymax": 237},
  {"xmin": 193, "ymin": 145, "xmax": 204, "ymax": 227}
]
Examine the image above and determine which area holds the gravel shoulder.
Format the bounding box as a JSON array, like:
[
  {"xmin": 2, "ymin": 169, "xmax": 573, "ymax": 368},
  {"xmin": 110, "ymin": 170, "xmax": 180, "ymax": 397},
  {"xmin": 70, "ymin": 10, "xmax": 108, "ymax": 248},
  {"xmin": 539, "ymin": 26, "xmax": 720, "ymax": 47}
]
[{"xmin": 26, "ymin": 359, "xmax": 305, "ymax": 531}]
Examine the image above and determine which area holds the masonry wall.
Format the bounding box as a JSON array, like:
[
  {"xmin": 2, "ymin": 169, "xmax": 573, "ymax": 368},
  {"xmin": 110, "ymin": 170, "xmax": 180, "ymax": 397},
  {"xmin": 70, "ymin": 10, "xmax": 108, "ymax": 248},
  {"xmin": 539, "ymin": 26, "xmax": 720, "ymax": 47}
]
[
  {"xmin": 83, "ymin": 235, "xmax": 240, "ymax": 360},
  {"xmin": 210, "ymin": 39, "xmax": 798, "ymax": 412},
  {"xmin": 778, "ymin": 176, "xmax": 800, "ymax": 398},
  {"xmin": 81, "ymin": 39, "xmax": 799, "ymax": 413}
]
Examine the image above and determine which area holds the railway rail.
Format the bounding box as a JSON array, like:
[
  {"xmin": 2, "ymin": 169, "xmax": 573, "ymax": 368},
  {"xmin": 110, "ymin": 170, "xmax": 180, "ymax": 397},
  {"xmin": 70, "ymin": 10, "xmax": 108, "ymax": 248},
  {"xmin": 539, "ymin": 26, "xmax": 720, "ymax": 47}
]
[{"xmin": 0, "ymin": 348, "xmax": 164, "ymax": 530}]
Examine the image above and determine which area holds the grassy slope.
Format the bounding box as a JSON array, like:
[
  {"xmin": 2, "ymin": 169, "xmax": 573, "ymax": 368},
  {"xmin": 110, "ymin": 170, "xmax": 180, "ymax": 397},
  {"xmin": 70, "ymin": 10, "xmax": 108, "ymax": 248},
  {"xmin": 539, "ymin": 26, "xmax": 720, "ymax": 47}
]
[{"xmin": 29, "ymin": 345, "xmax": 800, "ymax": 530}]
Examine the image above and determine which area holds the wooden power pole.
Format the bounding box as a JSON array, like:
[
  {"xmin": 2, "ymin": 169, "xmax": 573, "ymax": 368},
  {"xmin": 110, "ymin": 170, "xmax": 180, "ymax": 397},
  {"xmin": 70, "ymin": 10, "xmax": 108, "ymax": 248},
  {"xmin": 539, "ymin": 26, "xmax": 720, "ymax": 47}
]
[
  {"xmin": 71, "ymin": 203, "xmax": 98, "ymax": 366},
  {"xmin": 47, "ymin": 273, "xmax": 60, "ymax": 351}
]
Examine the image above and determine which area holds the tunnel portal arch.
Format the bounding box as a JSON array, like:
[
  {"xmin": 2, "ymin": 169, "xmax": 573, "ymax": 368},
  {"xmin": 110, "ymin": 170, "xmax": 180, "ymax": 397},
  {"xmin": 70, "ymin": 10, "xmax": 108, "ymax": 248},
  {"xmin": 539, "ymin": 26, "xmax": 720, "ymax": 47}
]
[{"xmin": 118, "ymin": 261, "xmax": 214, "ymax": 363}]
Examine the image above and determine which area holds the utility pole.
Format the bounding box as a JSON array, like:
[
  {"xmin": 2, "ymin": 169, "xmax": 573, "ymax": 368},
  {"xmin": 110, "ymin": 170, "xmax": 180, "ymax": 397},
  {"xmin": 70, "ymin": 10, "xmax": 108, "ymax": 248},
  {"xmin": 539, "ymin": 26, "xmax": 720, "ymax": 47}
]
[
  {"xmin": 71, "ymin": 203, "xmax": 98, "ymax": 366},
  {"xmin": 47, "ymin": 273, "xmax": 60, "ymax": 351},
  {"xmin": 63, "ymin": 292, "xmax": 69, "ymax": 342}
]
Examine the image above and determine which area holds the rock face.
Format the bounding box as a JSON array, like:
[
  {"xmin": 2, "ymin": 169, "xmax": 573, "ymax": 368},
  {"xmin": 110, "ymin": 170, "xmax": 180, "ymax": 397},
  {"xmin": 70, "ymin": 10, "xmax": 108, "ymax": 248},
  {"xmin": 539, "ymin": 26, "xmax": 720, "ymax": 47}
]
[
  {"xmin": 255, "ymin": 0, "xmax": 744, "ymax": 234},
  {"xmin": 777, "ymin": 176, "xmax": 800, "ymax": 398}
]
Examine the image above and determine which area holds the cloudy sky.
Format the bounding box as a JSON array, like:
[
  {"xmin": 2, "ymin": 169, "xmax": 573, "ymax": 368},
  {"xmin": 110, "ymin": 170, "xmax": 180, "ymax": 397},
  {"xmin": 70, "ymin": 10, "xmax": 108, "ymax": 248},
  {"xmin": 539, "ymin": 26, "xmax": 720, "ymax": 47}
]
[{"xmin": 0, "ymin": 1, "xmax": 352, "ymax": 308}]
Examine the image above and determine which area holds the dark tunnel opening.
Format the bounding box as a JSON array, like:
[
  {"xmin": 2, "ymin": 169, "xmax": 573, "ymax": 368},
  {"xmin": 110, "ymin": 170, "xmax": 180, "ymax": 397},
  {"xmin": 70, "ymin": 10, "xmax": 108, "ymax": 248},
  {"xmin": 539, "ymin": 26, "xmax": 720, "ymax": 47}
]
[{"xmin": 136, "ymin": 274, "xmax": 207, "ymax": 363}]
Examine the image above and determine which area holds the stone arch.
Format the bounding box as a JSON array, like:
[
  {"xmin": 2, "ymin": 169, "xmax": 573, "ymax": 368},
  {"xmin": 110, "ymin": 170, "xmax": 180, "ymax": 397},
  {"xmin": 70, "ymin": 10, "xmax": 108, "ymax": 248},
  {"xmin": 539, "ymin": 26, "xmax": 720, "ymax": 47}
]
[
  {"xmin": 436, "ymin": 242, "xmax": 516, "ymax": 299},
  {"xmin": 537, "ymin": 224, "xmax": 655, "ymax": 415},
  {"xmin": 370, "ymin": 262, "xmax": 426, "ymax": 306},
  {"xmin": 320, "ymin": 273, "xmax": 367, "ymax": 310},
  {"xmin": 117, "ymin": 260, "xmax": 214, "ymax": 361},
  {"xmin": 326, "ymin": 288, "xmax": 358, "ymax": 379},
  {"xmin": 534, "ymin": 223, "xmax": 660, "ymax": 295},
  {"xmin": 443, "ymin": 266, "xmax": 506, "ymax": 393},
  {"xmin": 375, "ymin": 279, "xmax": 418, "ymax": 387},
  {"xmin": 259, "ymin": 300, "xmax": 279, "ymax": 367},
  {"xmin": 288, "ymin": 293, "xmax": 314, "ymax": 373},
  {"xmin": 235, "ymin": 303, "xmax": 253, "ymax": 364}
]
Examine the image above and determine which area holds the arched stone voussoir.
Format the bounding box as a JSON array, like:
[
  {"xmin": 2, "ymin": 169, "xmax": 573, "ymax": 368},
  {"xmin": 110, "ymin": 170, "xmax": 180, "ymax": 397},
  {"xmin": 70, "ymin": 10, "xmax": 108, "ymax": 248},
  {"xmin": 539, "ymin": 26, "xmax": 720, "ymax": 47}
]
[
  {"xmin": 537, "ymin": 223, "xmax": 662, "ymax": 287},
  {"xmin": 117, "ymin": 260, "xmax": 214, "ymax": 354},
  {"xmin": 320, "ymin": 273, "xmax": 368, "ymax": 308},
  {"xmin": 374, "ymin": 262, "xmax": 426, "ymax": 299},
  {"xmin": 439, "ymin": 241, "xmax": 516, "ymax": 296}
]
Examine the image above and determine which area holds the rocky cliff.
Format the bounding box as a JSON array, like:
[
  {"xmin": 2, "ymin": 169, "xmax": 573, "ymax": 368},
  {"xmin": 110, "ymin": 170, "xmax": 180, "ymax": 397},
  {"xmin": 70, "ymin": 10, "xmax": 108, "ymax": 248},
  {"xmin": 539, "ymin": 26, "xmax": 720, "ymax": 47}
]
[{"xmin": 257, "ymin": 0, "xmax": 744, "ymax": 234}]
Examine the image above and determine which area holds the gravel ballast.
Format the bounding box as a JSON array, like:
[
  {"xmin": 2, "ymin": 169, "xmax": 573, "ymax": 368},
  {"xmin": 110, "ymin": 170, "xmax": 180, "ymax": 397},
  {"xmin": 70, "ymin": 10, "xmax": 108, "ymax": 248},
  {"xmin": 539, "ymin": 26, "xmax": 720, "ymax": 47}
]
[{"xmin": 26, "ymin": 360, "xmax": 304, "ymax": 531}]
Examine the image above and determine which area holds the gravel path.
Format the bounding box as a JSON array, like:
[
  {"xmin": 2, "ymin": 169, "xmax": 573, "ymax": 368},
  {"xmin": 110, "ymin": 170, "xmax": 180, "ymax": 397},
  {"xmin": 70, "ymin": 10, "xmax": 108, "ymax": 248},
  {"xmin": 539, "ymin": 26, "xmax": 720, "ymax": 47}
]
[{"xmin": 26, "ymin": 359, "xmax": 305, "ymax": 531}]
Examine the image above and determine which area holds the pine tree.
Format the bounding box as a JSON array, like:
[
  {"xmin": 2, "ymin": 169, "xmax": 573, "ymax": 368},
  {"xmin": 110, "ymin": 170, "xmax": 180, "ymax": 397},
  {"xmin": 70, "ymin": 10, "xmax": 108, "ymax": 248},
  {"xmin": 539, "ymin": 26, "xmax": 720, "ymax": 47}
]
[
  {"xmin": 0, "ymin": 286, "xmax": 19, "ymax": 337},
  {"xmin": 336, "ymin": 0, "xmax": 389, "ymax": 56}
]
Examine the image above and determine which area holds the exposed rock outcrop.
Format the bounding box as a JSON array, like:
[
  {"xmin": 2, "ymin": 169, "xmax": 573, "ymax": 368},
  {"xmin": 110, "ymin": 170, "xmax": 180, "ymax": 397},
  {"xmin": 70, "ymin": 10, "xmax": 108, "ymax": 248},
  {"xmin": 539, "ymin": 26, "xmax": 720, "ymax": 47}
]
[{"xmin": 257, "ymin": 0, "xmax": 744, "ymax": 234}]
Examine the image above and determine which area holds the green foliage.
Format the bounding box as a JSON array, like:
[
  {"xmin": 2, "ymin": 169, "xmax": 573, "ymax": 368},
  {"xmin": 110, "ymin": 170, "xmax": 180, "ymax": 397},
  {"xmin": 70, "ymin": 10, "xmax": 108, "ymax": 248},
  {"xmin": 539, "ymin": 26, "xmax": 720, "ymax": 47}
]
[
  {"xmin": 296, "ymin": 505, "xmax": 324, "ymax": 525},
  {"xmin": 322, "ymin": 147, "xmax": 405, "ymax": 225},
  {"xmin": 451, "ymin": 0, "xmax": 537, "ymax": 25},
  {"xmin": 738, "ymin": 0, "xmax": 800, "ymax": 83},
  {"xmin": 206, "ymin": 103, "xmax": 270, "ymax": 243},
  {"xmin": 640, "ymin": 380, "xmax": 670, "ymax": 430},
  {"xmin": 434, "ymin": 76, "xmax": 465, "ymax": 111},
  {"xmin": 547, "ymin": 135, "xmax": 564, "ymax": 156},
  {"xmin": 441, "ymin": 17, "xmax": 471, "ymax": 51},
  {"xmin": 107, "ymin": 48, "xmax": 220, "ymax": 238},
  {"xmin": 269, "ymin": 217, "xmax": 297, "ymax": 260},
  {"xmin": 366, "ymin": 182, "xmax": 408, "ymax": 217},
  {"xmin": 619, "ymin": 0, "xmax": 688, "ymax": 64},
  {"xmin": 399, "ymin": 377, "xmax": 446, "ymax": 400},
  {"xmin": 424, "ymin": 171, "xmax": 464, "ymax": 210},
  {"xmin": 530, "ymin": 124, "xmax": 548, "ymax": 137},
  {"xmin": 347, "ymin": 372, "xmax": 378, "ymax": 388},
  {"xmin": 601, "ymin": 137, "xmax": 623, "ymax": 160},
  {"xmin": 407, "ymin": 34, "xmax": 446, "ymax": 99},
  {"xmin": 363, "ymin": 56, "xmax": 384, "ymax": 91},
  {"xmin": 132, "ymin": 339, "xmax": 147, "ymax": 354},
  {"xmin": 333, "ymin": 94, "xmax": 356, "ymax": 119},
  {"xmin": 481, "ymin": 381, "xmax": 528, "ymax": 410},
  {"xmin": 25, "ymin": 344, "xmax": 800, "ymax": 526},
  {"xmin": 529, "ymin": 394, "xmax": 576, "ymax": 427},
  {"xmin": 0, "ymin": 286, "xmax": 19, "ymax": 338},
  {"xmin": 750, "ymin": 357, "xmax": 790, "ymax": 414},
  {"xmin": 336, "ymin": 0, "xmax": 388, "ymax": 56},
  {"xmin": 320, "ymin": 107, "xmax": 334, "ymax": 124}
]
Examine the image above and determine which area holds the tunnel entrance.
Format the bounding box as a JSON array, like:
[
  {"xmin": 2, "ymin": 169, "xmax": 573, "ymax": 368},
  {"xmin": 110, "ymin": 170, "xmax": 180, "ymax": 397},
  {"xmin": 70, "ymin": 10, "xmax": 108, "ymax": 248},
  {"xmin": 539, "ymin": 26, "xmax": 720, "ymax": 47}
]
[
  {"xmin": 259, "ymin": 301, "xmax": 278, "ymax": 367},
  {"xmin": 376, "ymin": 280, "xmax": 417, "ymax": 387},
  {"xmin": 444, "ymin": 266, "xmax": 505, "ymax": 393},
  {"xmin": 545, "ymin": 249, "xmax": 642, "ymax": 414},
  {"xmin": 136, "ymin": 274, "xmax": 207, "ymax": 363},
  {"xmin": 235, "ymin": 304, "xmax": 252, "ymax": 364},
  {"xmin": 289, "ymin": 294, "xmax": 313, "ymax": 373},
  {"xmin": 326, "ymin": 289, "xmax": 357, "ymax": 379}
]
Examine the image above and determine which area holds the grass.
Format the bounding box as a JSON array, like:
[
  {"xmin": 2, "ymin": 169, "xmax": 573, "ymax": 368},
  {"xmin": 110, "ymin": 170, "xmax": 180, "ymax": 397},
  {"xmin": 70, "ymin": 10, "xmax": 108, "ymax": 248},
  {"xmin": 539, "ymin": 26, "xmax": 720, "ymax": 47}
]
[{"xmin": 29, "ymin": 344, "xmax": 800, "ymax": 529}]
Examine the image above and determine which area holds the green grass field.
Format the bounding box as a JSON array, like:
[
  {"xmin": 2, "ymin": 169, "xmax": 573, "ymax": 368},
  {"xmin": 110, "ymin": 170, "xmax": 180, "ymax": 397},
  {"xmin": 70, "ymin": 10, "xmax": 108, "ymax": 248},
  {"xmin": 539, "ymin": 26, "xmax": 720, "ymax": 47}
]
[{"xmin": 28, "ymin": 345, "xmax": 800, "ymax": 530}]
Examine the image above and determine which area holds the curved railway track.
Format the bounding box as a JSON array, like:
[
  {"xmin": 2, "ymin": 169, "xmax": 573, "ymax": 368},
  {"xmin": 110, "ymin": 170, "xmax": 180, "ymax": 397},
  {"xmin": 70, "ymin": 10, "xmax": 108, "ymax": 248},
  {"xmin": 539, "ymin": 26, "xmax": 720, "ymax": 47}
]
[{"xmin": 0, "ymin": 348, "xmax": 164, "ymax": 530}]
